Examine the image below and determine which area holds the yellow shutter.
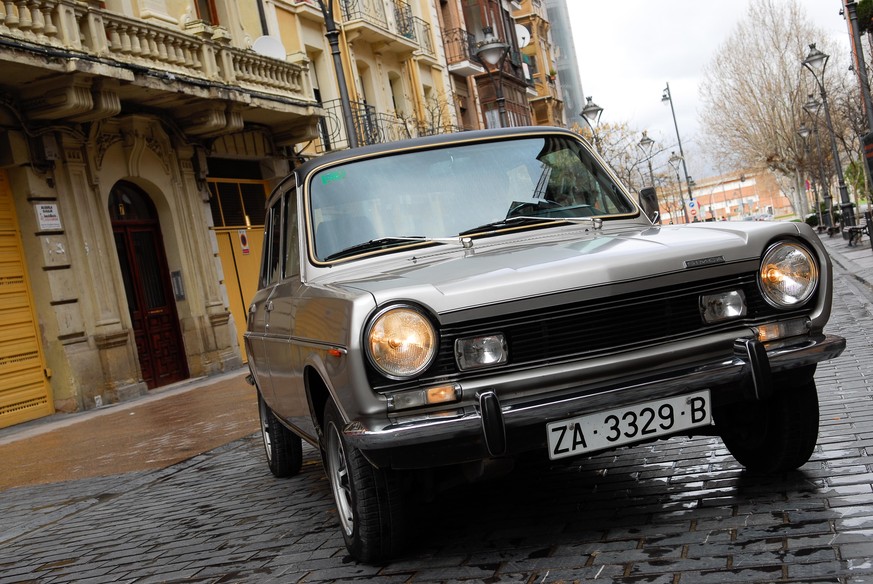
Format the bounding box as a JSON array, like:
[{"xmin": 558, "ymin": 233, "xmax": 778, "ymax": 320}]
[{"xmin": 0, "ymin": 169, "xmax": 53, "ymax": 428}]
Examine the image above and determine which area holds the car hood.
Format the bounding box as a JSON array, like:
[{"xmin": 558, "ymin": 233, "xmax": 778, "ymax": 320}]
[{"xmin": 317, "ymin": 222, "xmax": 818, "ymax": 315}]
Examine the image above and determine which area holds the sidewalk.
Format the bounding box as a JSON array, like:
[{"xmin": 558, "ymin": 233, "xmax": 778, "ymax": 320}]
[
  {"xmin": 0, "ymin": 368, "xmax": 258, "ymax": 491},
  {"xmin": 818, "ymin": 227, "xmax": 873, "ymax": 296}
]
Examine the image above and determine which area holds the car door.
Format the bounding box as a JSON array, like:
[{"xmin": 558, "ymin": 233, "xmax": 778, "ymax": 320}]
[
  {"xmin": 245, "ymin": 190, "xmax": 284, "ymax": 404},
  {"xmin": 260, "ymin": 181, "xmax": 317, "ymax": 441}
]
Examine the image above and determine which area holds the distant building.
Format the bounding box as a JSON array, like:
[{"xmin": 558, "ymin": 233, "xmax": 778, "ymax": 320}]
[
  {"xmin": 544, "ymin": 0, "xmax": 585, "ymax": 127},
  {"xmin": 658, "ymin": 170, "xmax": 794, "ymax": 224},
  {"xmin": 514, "ymin": 0, "xmax": 565, "ymax": 126}
]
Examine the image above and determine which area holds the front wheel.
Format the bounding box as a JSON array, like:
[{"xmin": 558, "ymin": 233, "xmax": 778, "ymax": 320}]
[
  {"xmin": 258, "ymin": 392, "xmax": 302, "ymax": 478},
  {"xmin": 717, "ymin": 372, "xmax": 820, "ymax": 473},
  {"xmin": 323, "ymin": 400, "xmax": 405, "ymax": 563}
]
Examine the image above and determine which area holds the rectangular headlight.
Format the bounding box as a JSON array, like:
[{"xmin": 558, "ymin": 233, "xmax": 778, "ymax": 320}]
[
  {"xmin": 454, "ymin": 333, "xmax": 508, "ymax": 371},
  {"xmin": 700, "ymin": 290, "xmax": 747, "ymax": 324}
]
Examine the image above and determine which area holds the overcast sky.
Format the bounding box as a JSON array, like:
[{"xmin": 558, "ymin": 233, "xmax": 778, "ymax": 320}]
[{"xmin": 565, "ymin": 0, "xmax": 851, "ymax": 178}]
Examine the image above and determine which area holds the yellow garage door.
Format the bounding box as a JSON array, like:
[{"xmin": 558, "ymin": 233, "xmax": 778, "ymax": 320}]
[
  {"xmin": 0, "ymin": 169, "xmax": 53, "ymax": 429},
  {"xmin": 215, "ymin": 228, "xmax": 264, "ymax": 362},
  {"xmin": 208, "ymin": 178, "xmax": 270, "ymax": 363}
]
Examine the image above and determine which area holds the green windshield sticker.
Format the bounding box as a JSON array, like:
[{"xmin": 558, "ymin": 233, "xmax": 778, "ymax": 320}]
[{"xmin": 321, "ymin": 170, "xmax": 347, "ymax": 185}]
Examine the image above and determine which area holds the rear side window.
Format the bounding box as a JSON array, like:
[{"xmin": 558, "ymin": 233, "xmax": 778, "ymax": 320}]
[
  {"xmin": 259, "ymin": 178, "xmax": 299, "ymax": 287},
  {"xmin": 260, "ymin": 203, "xmax": 283, "ymax": 288},
  {"xmin": 284, "ymin": 191, "xmax": 300, "ymax": 279}
]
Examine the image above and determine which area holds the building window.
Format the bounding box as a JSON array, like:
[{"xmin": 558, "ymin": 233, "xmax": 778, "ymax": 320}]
[
  {"xmin": 195, "ymin": 0, "xmax": 219, "ymax": 25},
  {"xmin": 208, "ymin": 179, "xmax": 270, "ymax": 228}
]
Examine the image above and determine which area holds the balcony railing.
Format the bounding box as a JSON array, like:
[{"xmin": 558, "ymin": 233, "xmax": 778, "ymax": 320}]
[
  {"xmin": 442, "ymin": 27, "xmax": 477, "ymax": 64},
  {"xmin": 412, "ymin": 16, "xmax": 434, "ymax": 58},
  {"xmin": 340, "ymin": 0, "xmax": 389, "ymax": 30},
  {"xmin": 0, "ymin": 0, "xmax": 311, "ymax": 103},
  {"xmin": 339, "ymin": 0, "xmax": 436, "ymax": 54},
  {"xmin": 316, "ymin": 99, "xmax": 460, "ymax": 152}
]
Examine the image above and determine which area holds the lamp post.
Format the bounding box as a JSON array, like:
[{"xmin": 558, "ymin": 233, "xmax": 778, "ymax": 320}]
[
  {"xmin": 581, "ymin": 96, "xmax": 604, "ymax": 152},
  {"xmin": 316, "ymin": 0, "xmax": 358, "ymax": 149},
  {"xmin": 802, "ymin": 43, "xmax": 854, "ymax": 227},
  {"xmin": 638, "ymin": 131, "xmax": 656, "ymax": 185},
  {"xmin": 803, "ymin": 93, "xmax": 834, "ymax": 228},
  {"xmin": 661, "ymin": 82, "xmax": 695, "ymax": 212},
  {"xmin": 475, "ymin": 29, "xmax": 510, "ymax": 128},
  {"xmin": 797, "ymin": 123, "xmax": 824, "ymax": 228},
  {"xmin": 637, "ymin": 131, "xmax": 660, "ymax": 222},
  {"xmin": 668, "ymin": 151, "xmax": 691, "ymax": 224}
]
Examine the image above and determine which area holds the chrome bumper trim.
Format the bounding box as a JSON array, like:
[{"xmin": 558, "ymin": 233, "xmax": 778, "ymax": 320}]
[{"xmin": 343, "ymin": 334, "xmax": 845, "ymax": 452}]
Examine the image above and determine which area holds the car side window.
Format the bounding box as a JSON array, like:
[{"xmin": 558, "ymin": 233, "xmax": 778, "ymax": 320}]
[
  {"xmin": 261, "ymin": 200, "xmax": 283, "ymax": 288},
  {"xmin": 283, "ymin": 190, "xmax": 300, "ymax": 279}
]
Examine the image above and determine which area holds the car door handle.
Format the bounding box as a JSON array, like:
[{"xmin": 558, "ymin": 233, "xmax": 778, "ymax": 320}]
[{"xmin": 265, "ymin": 301, "xmax": 274, "ymax": 312}]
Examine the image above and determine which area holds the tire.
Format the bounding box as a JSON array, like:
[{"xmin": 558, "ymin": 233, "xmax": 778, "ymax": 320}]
[
  {"xmin": 323, "ymin": 400, "xmax": 405, "ymax": 563},
  {"xmin": 258, "ymin": 391, "xmax": 303, "ymax": 478},
  {"xmin": 717, "ymin": 373, "xmax": 820, "ymax": 473}
]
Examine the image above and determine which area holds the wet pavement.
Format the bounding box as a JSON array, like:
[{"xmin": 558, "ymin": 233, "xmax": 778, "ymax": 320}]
[
  {"xmin": 0, "ymin": 372, "xmax": 258, "ymax": 491},
  {"xmin": 1, "ymin": 231, "xmax": 873, "ymax": 583}
]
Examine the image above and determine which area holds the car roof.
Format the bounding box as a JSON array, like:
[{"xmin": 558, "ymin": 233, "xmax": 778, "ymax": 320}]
[{"xmin": 292, "ymin": 125, "xmax": 583, "ymax": 178}]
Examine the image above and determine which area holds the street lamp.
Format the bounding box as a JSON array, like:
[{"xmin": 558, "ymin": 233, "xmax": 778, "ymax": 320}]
[
  {"xmin": 661, "ymin": 82, "xmax": 695, "ymax": 214},
  {"xmin": 475, "ymin": 29, "xmax": 510, "ymax": 128},
  {"xmin": 581, "ymin": 96, "xmax": 604, "ymax": 151},
  {"xmin": 637, "ymin": 131, "xmax": 660, "ymax": 222},
  {"xmin": 316, "ymin": 0, "xmax": 358, "ymax": 148},
  {"xmin": 802, "ymin": 43, "xmax": 854, "ymax": 227},
  {"xmin": 797, "ymin": 123, "xmax": 824, "ymax": 229},
  {"xmin": 803, "ymin": 92, "xmax": 834, "ymax": 228},
  {"xmin": 668, "ymin": 151, "xmax": 691, "ymax": 223}
]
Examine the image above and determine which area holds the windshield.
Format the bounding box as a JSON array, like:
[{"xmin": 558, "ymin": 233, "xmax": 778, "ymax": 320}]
[{"xmin": 307, "ymin": 134, "xmax": 637, "ymax": 262}]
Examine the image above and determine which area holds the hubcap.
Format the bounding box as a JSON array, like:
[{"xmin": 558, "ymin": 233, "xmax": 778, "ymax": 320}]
[{"xmin": 327, "ymin": 422, "xmax": 355, "ymax": 535}]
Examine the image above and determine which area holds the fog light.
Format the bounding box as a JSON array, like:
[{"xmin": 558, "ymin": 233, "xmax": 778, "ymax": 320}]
[
  {"xmin": 389, "ymin": 384, "xmax": 460, "ymax": 412},
  {"xmin": 700, "ymin": 290, "xmax": 747, "ymax": 324},
  {"xmin": 755, "ymin": 318, "xmax": 810, "ymax": 342},
  {"xmin": 455, "ymin": 334, "xmax": 508, "ymax": 371}
]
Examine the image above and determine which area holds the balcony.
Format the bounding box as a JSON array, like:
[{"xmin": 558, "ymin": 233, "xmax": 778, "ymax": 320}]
[
  {"xmin": 316, "ymin": 99, "xmax": 460, "ymax": 152},
  {"xmin": 0, "ymin": 0, "xmax": 319, "ymax": 143},
  {"xmin": 441, "ymin": 28, "xmax": 484, "ymax": 77},
  {"xmin": 339, "ymin": 0, "xmax": 419, "ymax": 55}
]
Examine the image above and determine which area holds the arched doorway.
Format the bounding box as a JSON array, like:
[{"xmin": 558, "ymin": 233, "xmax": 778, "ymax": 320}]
[{"xmin": 109, "ymin": 181, "xmax": 188, "ymax": 388}]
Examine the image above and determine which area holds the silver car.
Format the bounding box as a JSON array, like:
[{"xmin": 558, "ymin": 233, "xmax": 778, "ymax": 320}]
[{"xmin": 245, "ymin": 126, "xmax": 845, "ymax": 562}]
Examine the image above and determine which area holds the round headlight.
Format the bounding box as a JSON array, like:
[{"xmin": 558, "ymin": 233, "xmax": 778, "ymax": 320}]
[
  {"xmin": 366, "ymin": 306, "xmax": 438, "ymax": 379},
  {"xmin": 759, "ymin": 242, "xmax": 818, "ymax": 308}
]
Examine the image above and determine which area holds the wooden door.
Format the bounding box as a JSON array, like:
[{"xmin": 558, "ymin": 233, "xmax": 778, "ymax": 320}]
[{"xmin": 110, "ymin": 182, "xmax": 188, "ymax": 389}]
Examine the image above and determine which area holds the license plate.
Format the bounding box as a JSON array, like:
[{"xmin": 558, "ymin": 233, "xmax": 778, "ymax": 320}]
[{"xmin": 546, "ymin": 391, "xmax": 712, "ymax": 460}]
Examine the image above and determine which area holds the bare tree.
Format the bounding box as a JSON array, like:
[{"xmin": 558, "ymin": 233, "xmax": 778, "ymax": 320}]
[
  {"xmin": 698, "ymin": 0, "xmax": 848, "ymax": 217},
  {"xmin": 573, "ymin": 121, "xmax": 668, "ymax": 195}
]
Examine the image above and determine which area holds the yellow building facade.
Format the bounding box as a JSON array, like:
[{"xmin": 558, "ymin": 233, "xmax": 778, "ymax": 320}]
[
  {"xmin": 0, "ymin": 0, "xmax": 566, "ymax": 428},
  {"xmin": 0, "ymin": 0, "xmax": 321, "ymax": 427}
]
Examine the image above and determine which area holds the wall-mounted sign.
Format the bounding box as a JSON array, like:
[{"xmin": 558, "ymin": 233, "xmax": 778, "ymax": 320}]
[
  {"xmin": 35, "ymin": 203, "xmax": 62, "ymax": 231},
  {"xmin": 239, "ymin": 230, "xmax": 250, "ymax": 255}
]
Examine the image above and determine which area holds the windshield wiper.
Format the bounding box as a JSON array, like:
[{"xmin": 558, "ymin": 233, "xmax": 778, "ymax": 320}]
[
  {"xmin": 457, "ymin": 216, "xmax": 568, "ymax": 237},
  {"xmin": 323, "ymin": 236, "xmax": 439, "ymax": 261}
]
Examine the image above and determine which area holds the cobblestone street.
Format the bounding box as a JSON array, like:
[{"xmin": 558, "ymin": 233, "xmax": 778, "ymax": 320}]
[{"xmin": 2, "ymin": 236, "xmax": 873, "ymax": 583}]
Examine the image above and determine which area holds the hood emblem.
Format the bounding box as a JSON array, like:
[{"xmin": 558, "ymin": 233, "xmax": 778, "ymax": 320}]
[{"xmin": 685, "ymin": 256, "xmax": 725, "ymax": 268}]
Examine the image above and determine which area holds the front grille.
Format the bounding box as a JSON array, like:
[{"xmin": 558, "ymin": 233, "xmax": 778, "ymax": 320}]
[{"xmin": 372, "ymin": 272, "xmax": 807, "ymax": 390}]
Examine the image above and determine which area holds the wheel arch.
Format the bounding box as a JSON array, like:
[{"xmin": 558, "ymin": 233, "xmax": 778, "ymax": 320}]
[{"xmin": 305, "ymin": 365, "xmax": 331, "ymax": 441}]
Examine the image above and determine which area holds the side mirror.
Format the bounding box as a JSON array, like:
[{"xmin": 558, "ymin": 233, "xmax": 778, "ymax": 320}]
[{"xmin": 639, "ymin": 187, "xmax": 661, "ymax": 224}]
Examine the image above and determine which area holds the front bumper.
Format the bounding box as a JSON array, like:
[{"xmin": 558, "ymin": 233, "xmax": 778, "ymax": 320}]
[{"xmin": 344, "ymin": 333, "xmax": 845, "ymax": 469}]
